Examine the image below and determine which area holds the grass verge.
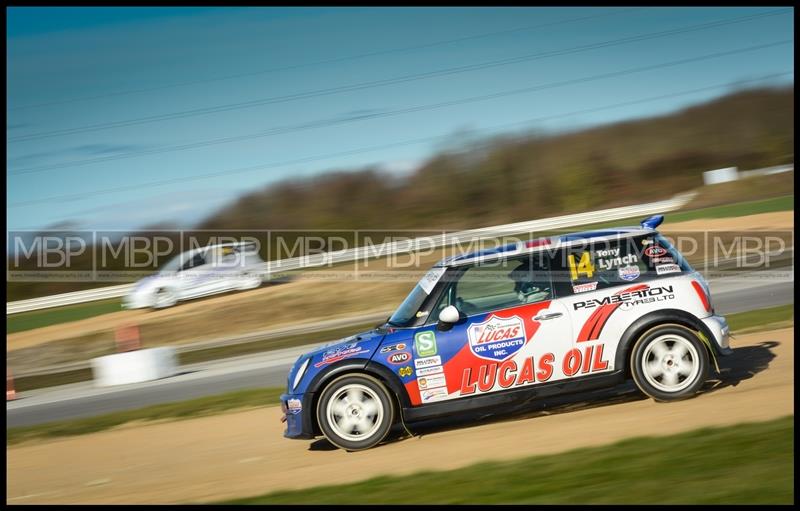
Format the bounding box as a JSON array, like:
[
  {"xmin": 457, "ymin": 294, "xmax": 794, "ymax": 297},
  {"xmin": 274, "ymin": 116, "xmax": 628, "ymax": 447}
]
[
  {"xmin": 7, "ymin": 298, "xmax": 122, "ymax": 334},
  {"xmin": 726, "ymin": 304, "xmax": 794, "ymax": 334},
  {"xmin": 227, "ymin": 416, "xmax": 794, "ymax": 504},
  {"xmin": 549, "ymin": 194, "xmax": 793, "ymax": 233},
  {"xmin": 7, "ymin": 387, "xmax": 284, "ymax": 446},
  {"xmin": 667, "ymin": 194, "xmax": 793, "ymax": 222}
]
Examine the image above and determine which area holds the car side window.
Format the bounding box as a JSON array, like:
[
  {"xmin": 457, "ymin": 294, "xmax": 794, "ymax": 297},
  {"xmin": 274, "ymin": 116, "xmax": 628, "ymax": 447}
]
[
  {"xmin": 551, "ymin": 235, "xmax": 655, "ymax": 297},
  {"xmin": 643, "ymin": 233, "xmax": 693, "ymax": 276},
  {"xmin": 427, "ymin": 253, "xmax": 551, "ymax": 322},
  {"xmin": 181, "ymin": 252, "xmax": 207, "ymax": 271}
]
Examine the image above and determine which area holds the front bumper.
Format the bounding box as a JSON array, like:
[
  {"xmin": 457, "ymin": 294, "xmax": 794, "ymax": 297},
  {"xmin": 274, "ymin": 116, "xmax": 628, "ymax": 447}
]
[
  {"xmin": 701, "ymin": 314, "xmax": 733, "ymax": 356},
  {"xmin": 280, "ymin": 392, "xmax": 316, "ymax": 439},
  {"xmin": 121, "ymin": 291, "xmax": 153, "ymax": 309}
]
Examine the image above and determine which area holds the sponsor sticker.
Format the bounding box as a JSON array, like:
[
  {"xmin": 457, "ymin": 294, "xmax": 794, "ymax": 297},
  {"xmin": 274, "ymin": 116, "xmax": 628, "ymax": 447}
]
[
  {"xmin": 656, "ymin": 263, "xmax": 682, "ymax": 275},
  {"xmin": 314, "ymin": 343, "xmax": 369, "ymax": 368},
  {"xmin": 418, "ymin": 374, "xmax": 447, "ymax": 390},
  {"xmin": 617, "ymin": 265, "xmax": 641, "ymax": 281},
  {"xmin": 420, "ymin": 387, "xmax": 449, "ymax": 403},
  {"xmin": 415, "ymin": 356, "xmax": 442, "ymax": 369},
  {"xmin": 574, "ymin": 285, "xmax": 674, "ymax": 310},
  {"xmin": 467, "ymin": 315, "xmax": 526, "ymax": 362},
  {"xmin": 572, "ymin": 281, "xmax": 598, "ymax": 294},
  {"xmin": 287, "ymin": 398, "xmax": 302, "ymax": 415},
  {"xmin": 398, "ymin": 366, "xmax": 413, "ymax": 377},
  {"xmin": 416, "ymin": 365, "xmax": 444, "ymax": 377},
  {"xmin": 650, "ymin": 256, "xmax": 675, "ymax": 264},
  {"xmin": 644, "ymin": 245, "xmax": 668, "ymax": 258},
  {"xmin": 379, "ymin": 343, "xmax": 406, "ymax": 353},
  {"xmin": 386, "ymin": 351, "xmax": 412, "ymax": 365},
  {"xmin": 419, "ymin": 267, "xmax": 447, "ymax": 295},
  {"xmin": 414, "ymin": 330, "xmax": 438, "ymax": 357}
]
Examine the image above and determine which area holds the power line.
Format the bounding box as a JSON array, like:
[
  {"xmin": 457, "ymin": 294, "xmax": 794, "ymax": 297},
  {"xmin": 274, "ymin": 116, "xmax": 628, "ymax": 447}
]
[
  {"xmin": 7, "ymin": 8, "xmax": 642, "ymax": 112},
  {"xmin": 8, "ymin": 39, "xmax": 792, "ymax": 176},
  {"xmin": 9, "ymin": 71, "xmax": 792, "ymax": 209},
  {"xmin": 8, "ymin": 8, "xmax": 789, "ymax": 143}
]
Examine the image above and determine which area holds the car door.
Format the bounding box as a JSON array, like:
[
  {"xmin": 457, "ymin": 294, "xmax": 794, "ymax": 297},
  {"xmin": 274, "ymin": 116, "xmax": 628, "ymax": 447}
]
[
  {"xmin": 552, "ymin": 235, "xmax": 655, "ymax": 375},
  {"xmin": 208, "ymin": 246, "xmax": 242, "ymax": 292},
  {"xmin": 178, "ymin": 250, "xmax": 215, "ymax": 298},
  {"xmin": 409, "ymin": 251, "xmax": 573, "ymax": 405}
]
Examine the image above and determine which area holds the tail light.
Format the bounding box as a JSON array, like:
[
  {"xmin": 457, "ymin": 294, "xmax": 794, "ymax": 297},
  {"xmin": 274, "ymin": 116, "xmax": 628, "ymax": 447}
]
[{"xmin": 691, "ymin": 280, "xmax": 712, "ymax": 314}]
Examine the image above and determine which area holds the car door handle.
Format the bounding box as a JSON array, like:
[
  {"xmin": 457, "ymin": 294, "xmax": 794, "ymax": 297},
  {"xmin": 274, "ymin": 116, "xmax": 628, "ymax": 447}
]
[{"xmin": 534, "ymin": 312, "xmax": 563, "ymax": 321}]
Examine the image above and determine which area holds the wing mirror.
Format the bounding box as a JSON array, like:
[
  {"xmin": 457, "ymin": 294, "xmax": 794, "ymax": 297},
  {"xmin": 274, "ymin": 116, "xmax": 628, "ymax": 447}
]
[{"xmin": 437, "ymin": 305, "xmax": 462, "ymax": 331}]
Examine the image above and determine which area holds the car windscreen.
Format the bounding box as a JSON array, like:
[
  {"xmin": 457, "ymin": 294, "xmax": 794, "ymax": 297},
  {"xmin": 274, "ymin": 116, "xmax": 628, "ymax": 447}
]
[
  {"xmin": 387, "ymin": 267, "xmax": 446, "ymax": 326},
  {"xmin": 159, "ymin": 253, "xmax": 186, "ymax": 273}
]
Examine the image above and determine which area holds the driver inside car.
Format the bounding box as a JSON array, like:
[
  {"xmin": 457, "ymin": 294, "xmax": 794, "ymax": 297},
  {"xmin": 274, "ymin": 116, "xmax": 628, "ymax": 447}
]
[{"xmin": 508, "ymin": 260, "xmax": 551, "ymax": 304}]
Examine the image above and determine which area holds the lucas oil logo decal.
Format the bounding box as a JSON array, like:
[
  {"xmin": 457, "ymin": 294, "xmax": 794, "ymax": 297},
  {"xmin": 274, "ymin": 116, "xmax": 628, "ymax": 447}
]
[{"xmin": 467, "ymin": 315, "xmax": 527, "ymax": 362}]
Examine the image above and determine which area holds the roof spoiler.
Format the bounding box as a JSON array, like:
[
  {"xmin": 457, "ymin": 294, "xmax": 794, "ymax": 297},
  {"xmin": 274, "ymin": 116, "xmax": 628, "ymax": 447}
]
[{"xmin": 640, "ymin": 214, "xmax": 664, "ymax": 230}]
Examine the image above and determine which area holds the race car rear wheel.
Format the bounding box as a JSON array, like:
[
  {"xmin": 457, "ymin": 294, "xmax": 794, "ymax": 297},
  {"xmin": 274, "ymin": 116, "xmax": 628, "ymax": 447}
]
[
  {"xmin": 237, "ymin": 272, "xmax": 262, "ymax": 290},
  {"xmin": 631, "ymin": 324, "xmax": 709, "ymax": 402},
  {"xmin": 316, "ymin": 374, "xmax": 394, "ymax": 451}
]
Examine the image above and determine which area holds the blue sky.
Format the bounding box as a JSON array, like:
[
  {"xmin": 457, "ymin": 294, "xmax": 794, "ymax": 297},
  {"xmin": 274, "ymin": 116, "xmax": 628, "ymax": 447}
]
[{"xmin": 6, "ymin": 7, "xmax": 794, "ymax": 230}]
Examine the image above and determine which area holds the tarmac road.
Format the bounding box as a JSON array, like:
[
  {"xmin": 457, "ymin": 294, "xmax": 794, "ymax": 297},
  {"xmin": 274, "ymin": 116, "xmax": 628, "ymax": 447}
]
[{"xmin": 6, "ymin": 269, "xmax": 793, "ymax": 428}]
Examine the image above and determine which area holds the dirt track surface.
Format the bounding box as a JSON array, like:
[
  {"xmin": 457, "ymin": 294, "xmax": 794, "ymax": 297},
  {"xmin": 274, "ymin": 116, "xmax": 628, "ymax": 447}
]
[
  {"xmin": 662, "ymin": 211, "xmax": 793, "ymax": 231},
  {"xmin": 7, "ymin": 327, "xmax": 794, "ymax": 504}
]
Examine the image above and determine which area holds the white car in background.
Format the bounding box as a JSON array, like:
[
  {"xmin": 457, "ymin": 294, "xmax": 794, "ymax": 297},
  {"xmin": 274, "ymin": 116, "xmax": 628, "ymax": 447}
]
[{"xmin": 122, "ymin": 242, "xmax": 265, "ymax": 309}]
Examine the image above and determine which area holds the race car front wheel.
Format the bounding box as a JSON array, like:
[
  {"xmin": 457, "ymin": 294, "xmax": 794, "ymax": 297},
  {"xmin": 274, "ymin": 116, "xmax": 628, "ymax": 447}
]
[
  {"xmin": 153, "ymin": 287, "xmax": 177, "ymax": 309},
  {"xmin": 631, "ymin": 324, "xmax": 709, "ymax": 402},
  {"xmin": 316, "ymin": 374, "xmax": 394, "ymax": 451}
]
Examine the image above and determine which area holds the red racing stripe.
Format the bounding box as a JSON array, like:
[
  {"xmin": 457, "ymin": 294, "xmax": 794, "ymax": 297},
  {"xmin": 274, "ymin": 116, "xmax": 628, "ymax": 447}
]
[
  {"xmin": 588, "ymin": 303, "xmax": 621, "ymax": 340},
  {"xmin": 577, "ymin": 304, "xmax": 608, "ymax": 342},
  {"xmin": 577, "ymin": 284, "xmax": 649, "ymax": 342}
]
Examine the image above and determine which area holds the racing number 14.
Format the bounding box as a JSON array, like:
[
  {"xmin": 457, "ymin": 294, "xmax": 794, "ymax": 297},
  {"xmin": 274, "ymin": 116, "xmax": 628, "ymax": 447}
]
[{"xmin": 568, "ymin": 252, "xmax": 595, "ymax": 280}]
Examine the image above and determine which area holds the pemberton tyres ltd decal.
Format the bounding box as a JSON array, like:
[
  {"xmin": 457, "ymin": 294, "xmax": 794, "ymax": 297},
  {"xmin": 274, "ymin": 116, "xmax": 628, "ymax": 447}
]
[{"xmin": 575, "ymin": 284, "xmax": 676, "ymax": 342}]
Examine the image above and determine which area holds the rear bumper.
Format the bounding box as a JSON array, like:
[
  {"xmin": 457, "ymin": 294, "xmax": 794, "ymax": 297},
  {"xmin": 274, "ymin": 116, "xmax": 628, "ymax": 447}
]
[
  {"xmin": 280, "ymin": 392, "xmax": 316, "ymax": 439},
  {"xmin": 701, "ymin": 314, "xmax": 733, "ymax": 356}
]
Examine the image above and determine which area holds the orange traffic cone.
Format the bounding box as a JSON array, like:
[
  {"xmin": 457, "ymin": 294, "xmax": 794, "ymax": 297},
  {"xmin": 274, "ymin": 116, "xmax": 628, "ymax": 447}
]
[
  {"xmin": 7, "ymin": 369, "xmax": 16, "ymax": 401},
  {"xmin": 115, "ymin": 324, "xmax": 142, "ymax": 352}
]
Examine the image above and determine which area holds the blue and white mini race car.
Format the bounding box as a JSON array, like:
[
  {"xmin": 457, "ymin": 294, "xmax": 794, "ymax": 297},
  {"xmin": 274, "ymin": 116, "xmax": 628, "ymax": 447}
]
[{"xmin": 281, "ymin": 215, "xmax": 731, "ymax": 451}]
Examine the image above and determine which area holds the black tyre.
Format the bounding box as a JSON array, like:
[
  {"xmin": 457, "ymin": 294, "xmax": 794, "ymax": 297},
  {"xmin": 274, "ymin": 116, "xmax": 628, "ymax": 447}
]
[
  {"xmin": 316, "ymin": 373, "xmax": 394, "ymax": 451},
  {"xmin": 630, "ymin": 324, "xmax": 709, "ymax": 402}
]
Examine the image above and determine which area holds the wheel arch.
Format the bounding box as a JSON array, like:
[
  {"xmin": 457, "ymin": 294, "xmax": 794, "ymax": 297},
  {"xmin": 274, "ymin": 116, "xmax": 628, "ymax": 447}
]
[
  {"xmin": 616, "ymin": 308, "xmax": 720, "ymax": 377},
  {"xmin": 151, "ymin": 284, "xmax": 179, "ymax": 308},
  {"xmin": 305, "ymin": 359, "xmax": 411, "ymax": 435}
]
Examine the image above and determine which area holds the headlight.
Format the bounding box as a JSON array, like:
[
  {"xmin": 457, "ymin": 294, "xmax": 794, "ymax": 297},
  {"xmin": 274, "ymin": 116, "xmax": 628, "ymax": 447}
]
[{"xmin": 292, "ymin": 358, "xmax": 310, "ymax": 391}]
